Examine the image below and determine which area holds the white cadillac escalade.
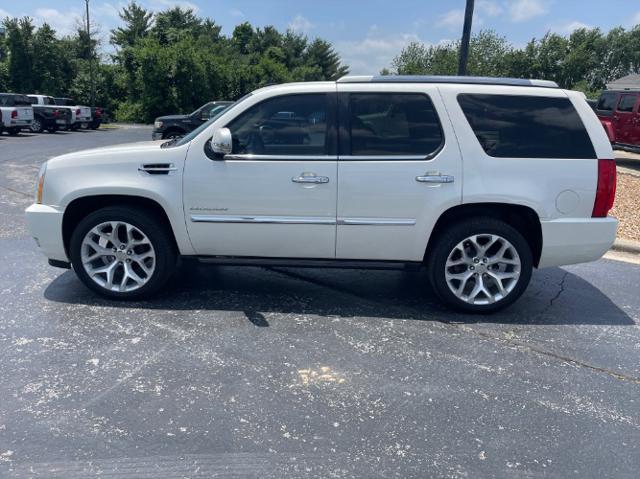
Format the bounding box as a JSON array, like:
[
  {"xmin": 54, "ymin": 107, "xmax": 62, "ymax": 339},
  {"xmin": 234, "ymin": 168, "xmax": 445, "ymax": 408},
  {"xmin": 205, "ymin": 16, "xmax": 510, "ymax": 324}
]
[{"xmin": 25, "ymin": 75, "xmax": 618, "ymax": 313}]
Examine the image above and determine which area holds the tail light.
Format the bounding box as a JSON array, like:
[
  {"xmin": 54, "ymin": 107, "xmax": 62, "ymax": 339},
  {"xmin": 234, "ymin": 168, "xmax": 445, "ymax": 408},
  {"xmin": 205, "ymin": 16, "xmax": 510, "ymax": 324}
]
[
  {"xmin": 53, "ymin": 110, "xmax": 59, "ymax": 118},
  {"xmin": 95, "ymin": 108, "xmax": 102, "ymax": 118},
  {"xmin": 76, "ymin": 108, "xmax": 81, "ymax": 115},
  {"xmin": 592, "ymin": 159, "xmax": 617, "ymax": 217},
  {"xmin": 11, "ymin": 110, "xmax": 17, "ymax": 118}
]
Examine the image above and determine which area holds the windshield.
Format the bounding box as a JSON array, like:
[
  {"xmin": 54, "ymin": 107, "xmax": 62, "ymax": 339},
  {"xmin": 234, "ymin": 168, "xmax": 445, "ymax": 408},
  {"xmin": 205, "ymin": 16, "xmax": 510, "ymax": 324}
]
[{"xmin": 172, "ymin": 94, "xmax": 253, "ymax": 147}]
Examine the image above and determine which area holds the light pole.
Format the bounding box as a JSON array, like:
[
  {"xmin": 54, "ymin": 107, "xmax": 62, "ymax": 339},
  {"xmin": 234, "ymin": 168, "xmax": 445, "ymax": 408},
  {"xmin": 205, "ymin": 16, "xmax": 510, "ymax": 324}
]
[
  {"xmin": 457, "ymin": 0, "xmax": 475, "ymax": 76},
  {"xmin": 85, "ymin": 0, "xmax": 95, "ymax": 107}
]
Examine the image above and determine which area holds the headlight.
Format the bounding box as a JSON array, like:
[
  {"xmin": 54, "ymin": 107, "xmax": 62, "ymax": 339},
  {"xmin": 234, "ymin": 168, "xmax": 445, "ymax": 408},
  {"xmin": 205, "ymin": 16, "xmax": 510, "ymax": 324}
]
[
  {"xmin": 35, "ymin": 162, "xmax": 47, "ymax": 204},
  {"xmin": 154, "ymin": 120, "xmax": 163, "ymax": 129}
]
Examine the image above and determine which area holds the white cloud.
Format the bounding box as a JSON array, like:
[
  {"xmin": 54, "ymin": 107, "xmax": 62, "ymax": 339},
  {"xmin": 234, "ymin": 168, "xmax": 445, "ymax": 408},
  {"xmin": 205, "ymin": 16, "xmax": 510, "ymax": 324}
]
[
  {"xmin": 437, "ymin": 9, "xmax": 465, "ymax": 30},
  {"xmin": 632, "ymin": 11, "xmax": 640, "ymax": 26},
  {"xmin": 230, "ymin": 9, "xmax": 244, "ymax": 18},
  {"xmin": 336, "ymin": 31, "xmax": 426, "ymax": 75},
  {"xmin": 0, "ymin": 8, "xmax": 11, "ymax": 20},
  {"xmin": 477, "ymin": 0, "xmax": 503, "ymax": 17},
  {"xmin": 34, "ymin": 8, "xmax": 82, "ymax": 35},
  {"xmin": 555, "ymin": 20, "xmax": 592, "ymax": 33},
  {"xmin": 93, "ymin": 3, "xmax": 121, "ymax": 20},
  {"xmin": 288, "ymin": 14, "xmax": 314, "ymax": 34},
  {"xmin": 509, "ymin": 0, "xmax": 547, "ymax": 22}
]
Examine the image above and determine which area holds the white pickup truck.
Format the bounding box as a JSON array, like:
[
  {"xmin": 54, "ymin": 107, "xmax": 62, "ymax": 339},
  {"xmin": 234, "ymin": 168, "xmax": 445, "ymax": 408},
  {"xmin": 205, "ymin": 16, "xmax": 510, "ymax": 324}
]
[
  {"xmin": 0, "ymin": 93, "xmax": 34, "ymax": 135},
  {"xmin": 50, "ymin": 96, "xmax": 92, "ymax": 130}
]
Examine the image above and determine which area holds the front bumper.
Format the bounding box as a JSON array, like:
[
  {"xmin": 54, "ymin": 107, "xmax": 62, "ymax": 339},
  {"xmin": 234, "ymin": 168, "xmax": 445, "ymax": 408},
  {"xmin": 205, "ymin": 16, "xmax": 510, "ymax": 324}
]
[
  {"xmin": 538, "ymin": 217, "xmax": 618, "ymax": 268},
  {"xmin": 25, "ymin": 204, "xmax": 68, "ymax": 263},
  {"xmin": 152, "ymin": 130, "xmax": 164, "ymax": 140}
]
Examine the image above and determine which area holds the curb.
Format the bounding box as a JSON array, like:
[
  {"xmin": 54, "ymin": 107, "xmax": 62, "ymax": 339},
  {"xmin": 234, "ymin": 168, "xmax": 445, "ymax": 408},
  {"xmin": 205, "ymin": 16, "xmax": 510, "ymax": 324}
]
[{"xmin": 611, "ymin": 238, "xmax": 640, "ymax": 255}]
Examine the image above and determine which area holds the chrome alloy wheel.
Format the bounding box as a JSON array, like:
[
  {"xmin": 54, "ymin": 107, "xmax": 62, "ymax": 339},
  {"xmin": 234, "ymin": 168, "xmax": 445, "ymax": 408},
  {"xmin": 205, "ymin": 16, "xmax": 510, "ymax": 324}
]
[
  {"xmin": 80, "ymin": 221, "xmax": 156, "ymax": 292},
  {"xmin": 444, "ymin": 234, "xmax": 521, "ymax": 305}
]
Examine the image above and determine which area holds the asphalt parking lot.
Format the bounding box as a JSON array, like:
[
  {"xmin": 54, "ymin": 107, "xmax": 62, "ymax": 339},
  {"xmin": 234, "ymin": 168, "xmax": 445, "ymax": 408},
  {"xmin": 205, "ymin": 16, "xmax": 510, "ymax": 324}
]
[{"xmin": 1, "ymin": 127, "xmax": 639, "ymax": 478}]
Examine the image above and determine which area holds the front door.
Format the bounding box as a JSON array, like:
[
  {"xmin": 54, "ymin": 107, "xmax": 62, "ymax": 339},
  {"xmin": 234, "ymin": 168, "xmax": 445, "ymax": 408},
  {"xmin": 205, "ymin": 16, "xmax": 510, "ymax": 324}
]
[
  {"xmin": 614, "ymin": 93, "xmax": 639, "ymax": 144},
  {"xmin": 183, "ymin": 90, "xmax": 338, "ymax": 258},
  {"xmin": 335, "ymin": 85, "xmax": 462, "ymax": 261}
]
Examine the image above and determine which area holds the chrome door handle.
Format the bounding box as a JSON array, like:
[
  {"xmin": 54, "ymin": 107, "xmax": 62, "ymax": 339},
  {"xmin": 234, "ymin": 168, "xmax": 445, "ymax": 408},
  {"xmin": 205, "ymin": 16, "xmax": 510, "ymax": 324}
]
[
  {"xmin": 416, "ymin": 174, "xmax": 454, "ymax": 183},
  {"xmin": 292, "ymin": 175, "xmax": 330, "ymax": 184}
]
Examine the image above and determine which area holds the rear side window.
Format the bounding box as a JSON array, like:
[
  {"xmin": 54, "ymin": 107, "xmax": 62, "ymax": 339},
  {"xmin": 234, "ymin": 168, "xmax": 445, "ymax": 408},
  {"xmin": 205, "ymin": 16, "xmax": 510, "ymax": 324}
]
[
  {"xmin": 14, "ymin": 95, "xmax": 31, "ymax": 106},
  {"xmin": 344, "ymin": 93, "xmax": 443, "ymax": 157},
  {"xmin": 596, "ymin": 92, "xmax": 617, "ymax": 111},
  {"xmin": 457, "ymin": 94, "xmax": 596, "ymax": 159},
  {"xmin": 617, "ymin": 94, "xmax": 637, "ymax": 113}
]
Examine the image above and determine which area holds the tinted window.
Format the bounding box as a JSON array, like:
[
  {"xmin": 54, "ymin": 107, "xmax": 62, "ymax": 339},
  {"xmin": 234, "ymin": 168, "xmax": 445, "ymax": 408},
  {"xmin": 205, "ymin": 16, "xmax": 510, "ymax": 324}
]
[
  {"xmin": 226, "ymin": 94, "xmax": 328, "ymax": 156},
  {"xmin": 0, "ymin": 94, "xmax": 30, "ymax": 106},
  {"xmin": 27, "ymin": 96, "xmax": 38, "ymax": 105},
  {"xmin": 346, "ymin": 93, "xmax": 442, "ymax": 156},
  {"xmin": 596, "ymin": 92, "xmax": 617, "ymax": 111},
  {"xmin": 617, "ymin": 94, "xmax": 637, "ymax": 113},
  {"xmin": 457, "ymin": 94, "xmax": 596, "ymax": 159}
]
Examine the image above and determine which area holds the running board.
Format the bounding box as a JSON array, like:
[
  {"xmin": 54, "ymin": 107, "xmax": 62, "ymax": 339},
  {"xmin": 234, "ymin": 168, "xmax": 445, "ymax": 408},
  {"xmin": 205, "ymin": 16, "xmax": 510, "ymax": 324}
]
[{"xmin": 195, "ymin": 256, "xmax": 423, "ymax": 271}]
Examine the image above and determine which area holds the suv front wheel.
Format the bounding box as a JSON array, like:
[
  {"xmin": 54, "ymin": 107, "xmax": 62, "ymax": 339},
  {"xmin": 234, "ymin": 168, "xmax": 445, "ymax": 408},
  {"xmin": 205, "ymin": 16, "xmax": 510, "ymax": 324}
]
[
  {"xmin": 427, "ymin": 218, "xmax": 533, "ymax": 313},
  {"xmin": 69, "ymin": 206, "xmax": 177, "ymax": 299}
]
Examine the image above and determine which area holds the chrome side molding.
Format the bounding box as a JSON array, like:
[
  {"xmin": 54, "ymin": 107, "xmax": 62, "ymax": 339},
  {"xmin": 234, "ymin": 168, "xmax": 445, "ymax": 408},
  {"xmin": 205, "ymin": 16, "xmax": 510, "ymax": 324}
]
[
  {"xmin": 190, "ymin": 215, "xmax": 335, "ymax": 225},
  {"xmin": 190, "ymin": 215, "xmax": 417, "ymax": 226},
  {"xmin": 337, "ymin": 218, "xmax": 416, "ymax": 226}
]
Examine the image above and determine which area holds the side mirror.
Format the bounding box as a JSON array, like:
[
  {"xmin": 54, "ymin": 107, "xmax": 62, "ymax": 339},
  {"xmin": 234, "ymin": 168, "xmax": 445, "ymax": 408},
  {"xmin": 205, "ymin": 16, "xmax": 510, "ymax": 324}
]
[{"xmin": 210, "ymin": 127, "xmax": 232, "ymax": 156}]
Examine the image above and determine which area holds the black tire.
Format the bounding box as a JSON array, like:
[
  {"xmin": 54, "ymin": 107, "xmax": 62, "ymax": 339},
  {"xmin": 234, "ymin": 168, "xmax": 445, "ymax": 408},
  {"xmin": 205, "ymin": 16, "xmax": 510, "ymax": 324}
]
[
  {"xmin": 46, "ymin": 126, "xmax": 58, "ymax": 133},
  {"xmin": 7, "ymin": 127, "xmax": 20, "ymax": 136},
  {"xmin": 426, "ymin": 217, "xmax": 533, "ymax": 313},
  {"xmin": 30, "ymin": 118, "xmax": 44, "ymax": 133},
  {"xmin": 69, "ymin": 206, "xmax": 178, "ymax": 299}
]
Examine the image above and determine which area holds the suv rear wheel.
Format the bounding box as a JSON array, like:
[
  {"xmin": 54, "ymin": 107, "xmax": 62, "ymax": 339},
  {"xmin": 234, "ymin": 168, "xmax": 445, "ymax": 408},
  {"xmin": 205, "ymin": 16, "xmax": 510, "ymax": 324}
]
[
  {"xmin": 427, "ymin": 217, "xmax": 533, "ymax": 313},
  {"xmin": 69, "ymin": 206, "xmax": 177, "ymax": 299},
  {"xmin": 30, "ymin": 118, "xmax": 44, "ymax": 133}
]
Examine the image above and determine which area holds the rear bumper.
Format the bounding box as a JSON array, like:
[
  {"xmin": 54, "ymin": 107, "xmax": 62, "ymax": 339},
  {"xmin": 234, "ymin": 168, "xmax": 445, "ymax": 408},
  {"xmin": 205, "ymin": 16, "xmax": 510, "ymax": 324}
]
[
  {"xmin": 25, "ymin": 204, "xmax": 68, "ymax": 263},
  {"xmin": 538, "ymin": 217, "xmax": 618, "ymax": 268},
  {"xmin": 7, "ymin": 119, "xmax": 32, "ymax": 127}
]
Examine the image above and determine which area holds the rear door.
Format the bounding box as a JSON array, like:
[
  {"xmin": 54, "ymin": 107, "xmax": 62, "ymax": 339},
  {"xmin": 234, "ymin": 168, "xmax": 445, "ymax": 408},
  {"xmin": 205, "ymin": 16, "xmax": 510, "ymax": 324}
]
[
  {"xmin": 614, "ymin": 93, "xmax": 639, "ymax": 144},
  {"xmin": 335, "ymin": 84, "xmax": 462, "ymax": 261}
]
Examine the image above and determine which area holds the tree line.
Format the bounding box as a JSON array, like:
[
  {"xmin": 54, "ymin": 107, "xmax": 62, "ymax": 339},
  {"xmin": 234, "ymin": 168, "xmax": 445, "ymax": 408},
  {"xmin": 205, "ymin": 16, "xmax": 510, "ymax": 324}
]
[
  {"xmin": 1, "ymin": 2, "xmax": 639, "ymax": 122},
  {"xmin": 0, "ymin": 2, "xmax": 348, "ymax": 122},
  {"xmin": 387, "ymin": 27, "xmax": 640, "ymax": 97}
]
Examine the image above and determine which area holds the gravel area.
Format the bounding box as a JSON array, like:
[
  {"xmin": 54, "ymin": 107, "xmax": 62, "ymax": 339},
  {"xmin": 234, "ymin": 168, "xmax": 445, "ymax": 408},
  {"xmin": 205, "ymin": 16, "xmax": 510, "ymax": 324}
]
[{"xmin": 612, "ymin": 172, "xmax": 640, "ymax": 241}]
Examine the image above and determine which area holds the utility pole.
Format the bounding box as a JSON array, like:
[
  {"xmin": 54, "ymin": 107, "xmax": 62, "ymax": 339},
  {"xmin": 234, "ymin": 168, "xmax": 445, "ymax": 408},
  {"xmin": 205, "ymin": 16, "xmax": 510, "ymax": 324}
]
[
  {"xmin": 457, "ymin": 0, "xmax": 475, "ymax": 76},
  {"xmin": 85, "ymin": 0, "xmax": 95, "ymax": 107}
]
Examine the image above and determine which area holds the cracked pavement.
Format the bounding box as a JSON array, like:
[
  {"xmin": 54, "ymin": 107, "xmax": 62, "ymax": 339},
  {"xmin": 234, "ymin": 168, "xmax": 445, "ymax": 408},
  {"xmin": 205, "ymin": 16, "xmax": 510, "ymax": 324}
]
[{"xmin": 0, "ymin": 127, "xmax": 639, "ymax": 478}]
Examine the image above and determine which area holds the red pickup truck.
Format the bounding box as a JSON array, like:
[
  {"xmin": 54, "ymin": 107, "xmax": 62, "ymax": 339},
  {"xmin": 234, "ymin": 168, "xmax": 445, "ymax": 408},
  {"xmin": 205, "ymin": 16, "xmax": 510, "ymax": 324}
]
[{"xmin": 595, "ymin": 90, "xmax": 640, "ymax": 152}]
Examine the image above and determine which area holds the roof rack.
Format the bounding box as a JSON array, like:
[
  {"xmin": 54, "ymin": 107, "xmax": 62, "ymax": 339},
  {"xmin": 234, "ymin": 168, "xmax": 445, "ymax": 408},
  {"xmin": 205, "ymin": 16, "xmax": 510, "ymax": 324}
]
[{"xmin": 337, "ymin": 75, "xmax": 559, "ymax": 89}]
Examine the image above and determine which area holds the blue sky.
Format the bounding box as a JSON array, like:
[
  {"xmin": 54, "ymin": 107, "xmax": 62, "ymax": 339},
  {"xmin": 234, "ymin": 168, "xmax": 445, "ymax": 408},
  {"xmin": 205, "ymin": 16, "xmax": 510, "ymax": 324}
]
[{"xmin": 1, "ymin": 0, "xmax": 639, "ymax": 73}]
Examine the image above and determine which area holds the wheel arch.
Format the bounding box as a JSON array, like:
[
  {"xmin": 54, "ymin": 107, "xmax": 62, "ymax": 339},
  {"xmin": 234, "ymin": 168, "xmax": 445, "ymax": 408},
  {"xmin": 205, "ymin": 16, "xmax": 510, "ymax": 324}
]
[
  {"xmin": 425, "ymin": 202, "xmax": 543, "ymax": 267},
  {"xmin": 62, "ymin": 195, "xmax": 179, "ymax": 258}
]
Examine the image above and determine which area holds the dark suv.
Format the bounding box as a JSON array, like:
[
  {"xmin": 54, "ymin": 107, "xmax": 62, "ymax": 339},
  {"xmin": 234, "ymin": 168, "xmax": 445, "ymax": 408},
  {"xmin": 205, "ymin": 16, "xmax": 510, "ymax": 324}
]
[
  {"xmin": 595, "ymin": 90, "xmax": 640, "ymax": 152},
  {"xmin": 26, "ymin": 95, "xmax": 72, "ymax": 133},
  {"xmin": 152, "ymin": 101, "xmax": 232, "ymax": 140}
]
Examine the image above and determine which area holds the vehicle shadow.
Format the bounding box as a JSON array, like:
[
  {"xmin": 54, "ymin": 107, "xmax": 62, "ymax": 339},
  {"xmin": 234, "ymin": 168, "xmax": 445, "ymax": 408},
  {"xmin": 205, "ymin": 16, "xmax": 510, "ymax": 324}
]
[{"xmin": 43, "ymin": 263, "xmax": 634, "ymax": 326}]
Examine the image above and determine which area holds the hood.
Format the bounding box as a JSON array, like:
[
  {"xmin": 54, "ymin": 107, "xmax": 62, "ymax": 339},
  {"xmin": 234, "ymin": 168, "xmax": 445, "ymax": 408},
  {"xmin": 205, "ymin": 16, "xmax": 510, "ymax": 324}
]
[
  {"xmin": 47, "ymin": 140, "xmax": 167, "ymax": 169},
  {"xmin": 156, "ymin": 114, "xmax": 190, "ymax": 122}
]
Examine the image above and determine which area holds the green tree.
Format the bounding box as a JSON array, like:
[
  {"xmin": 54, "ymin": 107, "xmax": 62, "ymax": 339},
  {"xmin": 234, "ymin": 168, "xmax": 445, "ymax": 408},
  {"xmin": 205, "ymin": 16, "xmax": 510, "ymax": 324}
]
[
  {"xmin": 304, "ymin": 39, "xmax": 348, "ymax": 80},
  {"xmin": 110, "ymin": 1, "xmax": 153, "ymax": 48},
  {"xmin": 4, "ymin": 17, "xmax": 35, "ymax": 92}
]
